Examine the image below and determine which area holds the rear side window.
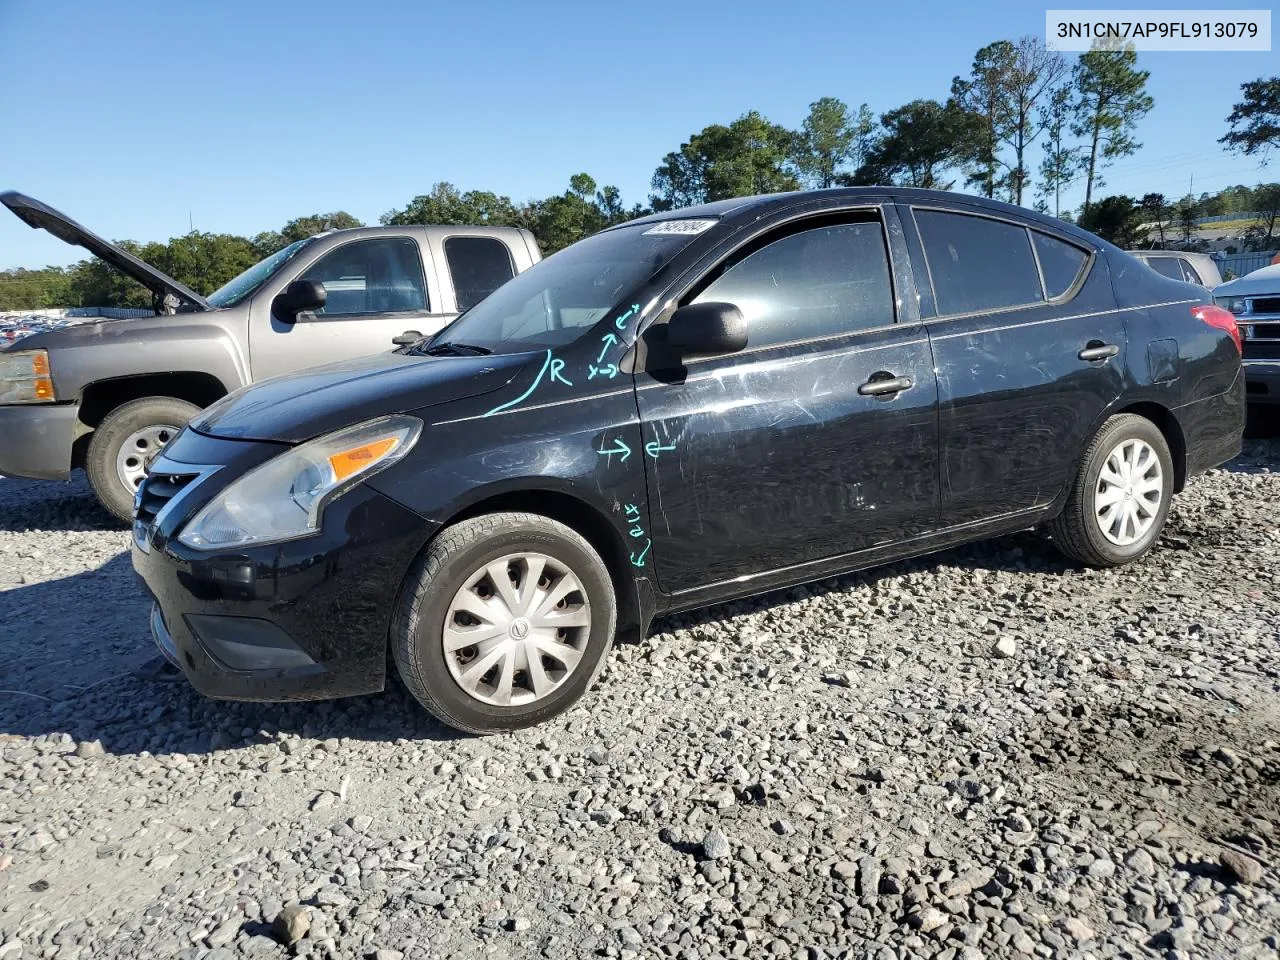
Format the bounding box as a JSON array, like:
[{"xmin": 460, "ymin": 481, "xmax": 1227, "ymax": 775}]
[
  {"xmin": 915, "ymin": 210, "xmax": 1042, "ymax": 315},
  {"xmin": 1032, "ymin": 231, "xmax": 1089, "ymax": 299},
  {"xmin": 300, "ymin": 238, "xmax": 427, "ymax": 316},
  {"xmin": 691, "ymin": 219, "xmax": 895, "ymax": 349},
  {"xmin": 446, "ymin": 237, "xmax": 516, "ymax": 312},
  {"xmin": 1144, "ymin": 257, "xmax": 1183, "ymax": 280},
  {"xmin": 1179, "ymin": 259, "xmax": 1203, "ymax": 285}
]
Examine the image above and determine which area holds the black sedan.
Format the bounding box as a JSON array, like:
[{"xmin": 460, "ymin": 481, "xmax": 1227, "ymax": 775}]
[{"xmin": 132, "ymin": 188, "xmax": 1245, "ymax": 734}]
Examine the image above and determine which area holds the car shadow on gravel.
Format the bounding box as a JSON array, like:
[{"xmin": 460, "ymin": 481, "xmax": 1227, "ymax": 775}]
[
  {"xmin": 0, "ymin": 475, "xmax": 120, "ymax": 532},
  {"xmin": 0, "ymin": 551, "xmax": 467, "ymax": 755}
]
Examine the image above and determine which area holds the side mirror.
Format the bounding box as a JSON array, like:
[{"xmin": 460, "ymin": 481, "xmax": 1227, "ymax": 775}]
[
  {"xmin": 667, "ymin": 302, "xmax": 747, "ymax": 356},
  {"xmin": 392, "ymin": 330, "xmax": 423, "ymax": 347},
  {"xmin": 272, "ymin": 279, "xmax": 327, "ymax": 323}
]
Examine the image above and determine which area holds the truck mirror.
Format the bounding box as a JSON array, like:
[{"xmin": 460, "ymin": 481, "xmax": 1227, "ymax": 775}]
[{"xmin": 272, "ymin": 279, "xmax": 327, "ymax": 323}]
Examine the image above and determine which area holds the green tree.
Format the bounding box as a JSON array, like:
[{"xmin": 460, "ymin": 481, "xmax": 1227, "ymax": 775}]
[
  {"xmin": 951, "ymin": 40, "xmax": 1016, "ymax": 198},
  {"xmin": 852, "ymin": 100, "xmax": 980, "ymax": 189},
  {"xmin": 1174, "ymin": 195, "xmax": 1198, "ymax": 245},
  {"xmin": 793, "ymin": 97, "xmax": 865, "ymax": 189},
  {"xmin": 650, "ymin": 111, "xmax": 800, "ymax": 210},
  {"xmin": 1077, "ymin": 194, "xmax": 1142, "ymax": 246},
  {"xmin": 1037, "ymin": 83, "xmax": 1081, "ymax": 217},
  {"xmin": 147, "ymin": 232, "xmax": 262, "ymax": 296},
  {"xmin": 1242, "ymin": 183, "xmax": 1280, "ymax": 250},
  {"xmin": 255, "ymin": 211, "xmax": 364, "ymax": 255},
  {"xmin": 0, "ymin": 266, "xmax": 73, "ymax": 310},
  {"xmin": 1070, "ymin": 45, "xmax": 1154, "ymax": 213},
  {"xmin": 381, "ymin": 182, "xmax": 522, "ymax": 227},
  {"xmin": 1220, "ymin": 77, "xmax": 1280, "ymax": 160},
  {"xmin": 1139, "ymin": 192, "xmax": 1170, "ymax": 247},
  {"xmin": 1002, "ymin": 36, "xmax": 1067, "ymax": 205}
]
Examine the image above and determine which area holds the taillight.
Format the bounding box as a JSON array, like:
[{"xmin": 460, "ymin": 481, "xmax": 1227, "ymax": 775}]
[{"xmin": 1193, "ymin": 304, "xmax": 1242, "ymax": 355}]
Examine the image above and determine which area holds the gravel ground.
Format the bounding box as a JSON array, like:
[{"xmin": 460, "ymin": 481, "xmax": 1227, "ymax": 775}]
[{"xmin": 1, "ymin": 436, "xmax": 1278, "ymax": 960}]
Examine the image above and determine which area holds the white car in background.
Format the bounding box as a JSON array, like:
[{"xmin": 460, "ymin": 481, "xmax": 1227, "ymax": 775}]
[
  {"xmin": 1214, "ymin": 263, "xmax": 1280, "ymax": 408},
  {"xmin": 1131, "ymin": 251, "xmax": 1223, "ymax": 289}
]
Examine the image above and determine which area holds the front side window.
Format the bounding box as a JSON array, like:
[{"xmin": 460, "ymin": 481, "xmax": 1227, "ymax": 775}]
[
  {"xmin": 445, "ymin": 237, "xmax": 516, "ymax": 312},
  {"xmin": 915, "ymin": 210, "xmax": 1042, "ymax": 315},
  {"xmin": 300, "ymin": 238, "xmax": 427, "ymax": 317},
  {"xmin": 691, "ymin": 219, "xmax": 895, "ymax": 349}
]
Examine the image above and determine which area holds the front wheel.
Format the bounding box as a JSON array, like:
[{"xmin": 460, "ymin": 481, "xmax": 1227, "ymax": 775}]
[
  {"xmin": 85, "ymin": 397, "xmax": 200, "ymax": 523},
  {"xmin": 1047, "ymin": 413, "xmax": 1174, "ymax": 568},
  {"xmin": 391, "ymin": 512, "xmax": 617, "ymax": 734}
]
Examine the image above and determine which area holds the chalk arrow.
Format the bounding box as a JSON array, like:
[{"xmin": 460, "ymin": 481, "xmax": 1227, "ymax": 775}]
[
  {"xmin": 596, "ymin": 332, "xmax": 619, "ymax": 364},
  {"xmin": 596, "ymin": 437, "xmax": 632, "ymax": 463}
]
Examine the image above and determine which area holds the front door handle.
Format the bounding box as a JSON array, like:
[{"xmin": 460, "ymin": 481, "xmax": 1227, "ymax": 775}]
[
  {"xmin": 1078, "ymin": 341, "xmax": 1120, "ymax": 361},
  {"xmin": 858, "ymin": 374, "xmax": 913, "ymax": 397}
]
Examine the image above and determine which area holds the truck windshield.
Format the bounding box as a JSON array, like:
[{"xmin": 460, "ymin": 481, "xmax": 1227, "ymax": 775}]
[
  {"xmin": 425, "ymin": 221, "xmax": 713, "ymax": 353},
  {"xmin": 206, "ymin": 237, "xmax": 317, "ymax": 309}
]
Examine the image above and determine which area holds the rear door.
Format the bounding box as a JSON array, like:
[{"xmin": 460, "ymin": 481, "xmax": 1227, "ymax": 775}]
[
  {"xmin": 905, "ymin": 204, "xmax": 1123, "ymax": 526},
  {"xmin": 636, "ymin": 207, "xmax": 940, "ymax": 595},
  {"xmin": 250, "ymin": 233, "xmax": 448, "ymax": 380}
]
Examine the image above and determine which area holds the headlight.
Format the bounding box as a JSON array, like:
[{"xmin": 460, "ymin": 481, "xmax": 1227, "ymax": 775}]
[
  {"xmin": 177, "ymin": 415, "xmax": 422, "ymax": 549},
  {"xmin": 1214, "ymin": 296, "xmax": 1246, "ymax": 315},
  {"xmin": 0, "ymin": 349, "xmax": 55, "ymax": 404}
]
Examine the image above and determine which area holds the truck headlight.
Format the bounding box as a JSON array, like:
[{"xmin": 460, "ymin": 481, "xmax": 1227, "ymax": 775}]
[
  {"xmin": 1214, "ymin": 296, "xmax": 1246, "ymax": 315},
  {"xmin": 0, "ymin": 349, "xmax": 56, "ymax": 404},
  {"xmin": 177, "ymin": 415, "xmax": 421, "ymax": 549}
]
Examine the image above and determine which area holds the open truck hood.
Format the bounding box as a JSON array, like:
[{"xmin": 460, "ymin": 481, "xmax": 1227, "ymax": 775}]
[{"xmin": 1, "ymin": 191, "xmax": 209, "ymax": 312}]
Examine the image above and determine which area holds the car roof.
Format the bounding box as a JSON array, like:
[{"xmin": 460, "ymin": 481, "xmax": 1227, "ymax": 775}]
[{"xmin": 620, "ymin": 187, "xmax": 1109, "ymax": 249}]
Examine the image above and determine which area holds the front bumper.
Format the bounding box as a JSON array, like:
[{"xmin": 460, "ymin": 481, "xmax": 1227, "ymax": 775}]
[
  {"xmin": 0, "ymin": 402, "xmax": 77, "ymax": 480},
  {"xmin": 132, "ymin": 432, "xmax": 437, "ymax": 702},
  {"xmin": 1243, "ymin": 360, "xmax": 1280, "ymax": 405}
]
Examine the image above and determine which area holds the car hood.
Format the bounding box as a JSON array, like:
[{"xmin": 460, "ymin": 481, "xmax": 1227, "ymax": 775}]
[
  {"xmin": 1215, "ymin": 263, "xmax": 1280, "ymax": 298},
  {"xmin": 191, "ymin": 351, "xmax": 530, "ymax": 443},
  {"xmin": 1, "ymin": 191, "xmax": 209, "ymax": 312}
]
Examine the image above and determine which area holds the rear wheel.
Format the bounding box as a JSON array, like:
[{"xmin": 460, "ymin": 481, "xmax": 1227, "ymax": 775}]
[
  {"xmin": 1047, "ymin": 413, "xmax": 1173, "ymax": 567},
  {"xmin": 391, "ymin": 512, "xmax": 617, "ymax": 734},
  {"xmin": 85, "ymin": 397, "xmax": 200, "ymax": 523}
]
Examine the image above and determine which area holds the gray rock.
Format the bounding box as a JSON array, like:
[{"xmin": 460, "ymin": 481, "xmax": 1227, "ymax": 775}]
[
  {"xmin": 992, "ymin": 636, "xmax": 1017, "ymax": 658},
  {"xmin": 1220, "ymin": 849, "xmax": 1264, "ymax": 885},
  {"xmin": 272, "ymin": 905, "xmax": 310, "ymax": 944},
  {"xmin": 74, "ymin": 740, "xmax": 104, "ymax": 759},
  {"xmin": 702, "ymin": 829, "xmax": 731, "ymax": 860}
]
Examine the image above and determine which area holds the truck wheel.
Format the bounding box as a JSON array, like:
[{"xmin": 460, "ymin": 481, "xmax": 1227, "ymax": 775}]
[
  {"xmin": 86, "ymin": 397, "xmax": 201, "ymax": 523},
  {"xmin": 391, "ymin": 512, "xmax": 617, "ymax": 734}
]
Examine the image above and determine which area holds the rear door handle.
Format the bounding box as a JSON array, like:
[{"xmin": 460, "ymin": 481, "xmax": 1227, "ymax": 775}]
[
  {"xmin": 1078, "ymin": 342, "xmax": 1120, "ymax": 361},
  {"xmin": 858, "ymin": 375, "xmax": 913, "ymax": 397}
]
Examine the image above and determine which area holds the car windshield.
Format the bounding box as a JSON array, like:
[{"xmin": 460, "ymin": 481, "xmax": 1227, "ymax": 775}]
[
  {"xmin": 423, "ymin": 221, "xmax": 713, "ymax": 353},
  {"xmin": 206, "ymin": 237, "xmax": 318, "ymax": 309}
]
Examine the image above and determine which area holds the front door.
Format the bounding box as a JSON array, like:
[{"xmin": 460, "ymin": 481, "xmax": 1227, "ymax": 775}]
[
  {"xmin": 636, "ymin": 212, "xmax": 940, "ymax": 596},
  {"xmin": 251, "ymin": 235, "xmax": 445, "ymax": 380}
]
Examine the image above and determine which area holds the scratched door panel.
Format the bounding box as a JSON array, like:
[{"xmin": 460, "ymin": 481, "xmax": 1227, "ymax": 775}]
[
  {"xmin": 927, "ymin": 266, "xmax": 1124, "ymax": 525},
  {"xmin": 636, "ymin": 322, "xmax": 940, "ymax": 595}
]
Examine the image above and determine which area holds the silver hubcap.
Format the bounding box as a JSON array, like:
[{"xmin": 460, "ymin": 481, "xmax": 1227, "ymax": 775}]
[
  {"xmin": 443, "ymin": 552, "xmax": 591, "ymax": 707},
  {"xmin": 116, "ymin": 424, "xmax": 180, "ymax": 492},
  {"xmin": 1094, "ymin": 438, "xmax": 1163, "ymax": 546}
]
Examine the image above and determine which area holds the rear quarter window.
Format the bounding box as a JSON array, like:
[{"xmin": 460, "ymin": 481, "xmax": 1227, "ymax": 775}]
[
  {"xmin": 914, "ymin": 209, "xmax": 1042, "ymax": 315},
  {"xmin": 1031, "ymin": 231, "xmax": 1089, "ymax": 299}
]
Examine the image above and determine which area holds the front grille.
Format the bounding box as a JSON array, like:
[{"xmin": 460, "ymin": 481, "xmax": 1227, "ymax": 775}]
[
  {"xmin": 1250, "ymin": 322, "xmax": 1280, "ymax": 339},
  {"xmin": 135, "ymin": 471, "xmax": 198, "ymax": 525},
  {"xmin": 1251, "ymin": 297, "xmax": 1280, "ymax": 315}
]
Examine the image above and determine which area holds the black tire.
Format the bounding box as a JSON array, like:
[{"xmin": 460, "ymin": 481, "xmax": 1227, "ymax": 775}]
[
  {"xmin": 391, "ymin": 512, "xmax": 617, "ymax": 734},
  {"xmin": 1047, "ymin": 413, "xmax": 1174, "ymax": 568},
  {"xmin": 85, "ymin": 396, "xmax": 200, "ymax": 523}
]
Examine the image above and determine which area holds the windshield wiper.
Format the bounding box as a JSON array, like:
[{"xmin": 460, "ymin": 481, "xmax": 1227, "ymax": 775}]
[{"xmin": 415, "ymin": 341, "xmax": 492, "ymax": 357}]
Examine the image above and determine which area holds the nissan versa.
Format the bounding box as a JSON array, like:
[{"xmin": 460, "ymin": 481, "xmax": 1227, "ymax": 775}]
[{"xmin": 132, "ymin": 188, "xmax": 1245, "ymax": 734}]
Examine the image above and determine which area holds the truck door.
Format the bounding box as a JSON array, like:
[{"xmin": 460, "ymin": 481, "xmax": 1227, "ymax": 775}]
[{"xmin": 249, "ymin": 233, "xmax": 451, "ymax": 380}]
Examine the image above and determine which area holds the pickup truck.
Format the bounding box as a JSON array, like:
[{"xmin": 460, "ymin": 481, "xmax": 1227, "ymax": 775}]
[{"xmin": 0, "ymin": 192, "xmax": 540, "ymax": 520}]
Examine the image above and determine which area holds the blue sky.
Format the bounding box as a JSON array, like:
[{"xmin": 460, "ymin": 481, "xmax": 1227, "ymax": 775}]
[{"xmin": 0, "ymin": 0, "xmax": 1272, "ymax": 269}]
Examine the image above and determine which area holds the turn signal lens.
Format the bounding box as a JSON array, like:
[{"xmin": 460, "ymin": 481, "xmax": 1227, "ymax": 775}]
[
  {"xmin": 1193, "ymin": 304, "xmax": 1242, "ymax": 355},
  {"xmin": 0, "ymin": 349, "xmax": 56, "ymax": 404},
  {"xmin": 328, "ymin": 437, "xmax": 400, "ymax": 482}
]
